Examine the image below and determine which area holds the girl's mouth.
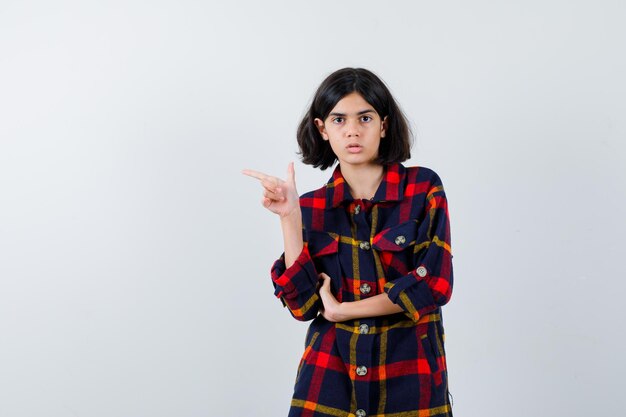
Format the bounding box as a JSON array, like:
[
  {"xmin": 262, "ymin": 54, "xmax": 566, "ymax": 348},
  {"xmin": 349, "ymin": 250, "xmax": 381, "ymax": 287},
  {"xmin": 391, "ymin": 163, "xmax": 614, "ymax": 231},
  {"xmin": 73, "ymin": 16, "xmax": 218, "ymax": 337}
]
[{"xmin": 346, "ymin": 143, "xmax": 363, "ymax": 153}]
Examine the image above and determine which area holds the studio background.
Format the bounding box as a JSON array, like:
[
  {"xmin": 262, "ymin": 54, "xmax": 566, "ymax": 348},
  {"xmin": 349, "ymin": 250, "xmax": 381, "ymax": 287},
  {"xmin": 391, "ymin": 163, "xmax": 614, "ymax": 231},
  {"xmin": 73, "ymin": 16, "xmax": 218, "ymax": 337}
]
[{"xmin": 1, "ymin": 1, "xmax": 624, "ymax": 416}]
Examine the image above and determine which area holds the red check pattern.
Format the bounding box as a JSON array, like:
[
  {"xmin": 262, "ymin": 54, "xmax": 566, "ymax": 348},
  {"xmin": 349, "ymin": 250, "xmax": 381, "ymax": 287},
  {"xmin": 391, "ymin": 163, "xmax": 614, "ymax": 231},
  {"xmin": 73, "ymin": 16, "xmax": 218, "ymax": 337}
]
[{"xmin": 271, "ymin": 163, "xmax": 454, "ymax": 417}]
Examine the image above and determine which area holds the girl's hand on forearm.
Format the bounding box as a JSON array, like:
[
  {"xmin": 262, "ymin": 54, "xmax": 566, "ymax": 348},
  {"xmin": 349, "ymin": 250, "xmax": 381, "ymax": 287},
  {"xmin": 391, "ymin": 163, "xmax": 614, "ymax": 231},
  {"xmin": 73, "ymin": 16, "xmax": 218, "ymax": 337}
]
[
  {"xmin": 318, "ymin": 272, "xmax": 404, "ymax": 322},
  {"xmin": 242, "ymin": 162, "xmax": 300, "ymax": 219},
  {"xmin": 318, "ymin": 272, "xmax": 345, "ymax": 322}
]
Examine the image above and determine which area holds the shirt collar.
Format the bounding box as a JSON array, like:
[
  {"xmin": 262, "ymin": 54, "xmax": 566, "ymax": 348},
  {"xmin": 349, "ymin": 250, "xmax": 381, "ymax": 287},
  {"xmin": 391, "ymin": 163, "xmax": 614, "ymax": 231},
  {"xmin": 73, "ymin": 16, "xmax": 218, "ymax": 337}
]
[{"xmin": 324, "ymin": 162, "xmax": 406, "ymax": 209}]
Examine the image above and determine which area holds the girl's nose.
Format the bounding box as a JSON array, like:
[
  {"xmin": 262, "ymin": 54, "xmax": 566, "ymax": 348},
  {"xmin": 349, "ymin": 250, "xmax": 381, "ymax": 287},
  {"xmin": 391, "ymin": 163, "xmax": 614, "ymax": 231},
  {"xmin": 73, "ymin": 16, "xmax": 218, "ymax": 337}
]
[{"xmin": 345, "ymin": 119, "xmax": 360, "ymax": 137}]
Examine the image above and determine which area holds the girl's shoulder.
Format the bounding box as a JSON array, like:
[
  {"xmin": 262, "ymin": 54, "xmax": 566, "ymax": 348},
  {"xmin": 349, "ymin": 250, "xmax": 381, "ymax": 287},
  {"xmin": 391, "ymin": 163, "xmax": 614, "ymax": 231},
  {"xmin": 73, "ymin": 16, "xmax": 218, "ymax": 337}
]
[
  {"xmin": 298, "ymin": 184, "xmax": 326, "ymax": 201},
  {"xmin": 297, "ymin": 185, "xmax": 330, "ymax": 233},
  {"xmin": 403, "ymin": 164, "xmax": 446, "ymax": 186},
  {"xmin": 296, "ymin": 163, "xmax": 447, "ymax": 200}
]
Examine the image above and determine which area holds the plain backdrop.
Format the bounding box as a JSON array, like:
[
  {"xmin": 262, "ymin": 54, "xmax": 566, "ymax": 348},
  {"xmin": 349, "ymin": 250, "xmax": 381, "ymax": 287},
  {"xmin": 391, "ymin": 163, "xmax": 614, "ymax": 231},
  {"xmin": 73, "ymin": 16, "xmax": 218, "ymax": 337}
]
[{"xmin": 1, "ymin": 1, "xmax": 625, "ymax": 416}]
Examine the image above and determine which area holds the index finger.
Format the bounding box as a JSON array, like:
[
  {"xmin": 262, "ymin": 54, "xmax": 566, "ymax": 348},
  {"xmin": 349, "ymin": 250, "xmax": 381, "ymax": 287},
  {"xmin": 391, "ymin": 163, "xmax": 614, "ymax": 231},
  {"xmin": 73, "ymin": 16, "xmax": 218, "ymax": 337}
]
[{"xmin": 241, "ymin": 169, "xmax": 269, "ymax": 181}]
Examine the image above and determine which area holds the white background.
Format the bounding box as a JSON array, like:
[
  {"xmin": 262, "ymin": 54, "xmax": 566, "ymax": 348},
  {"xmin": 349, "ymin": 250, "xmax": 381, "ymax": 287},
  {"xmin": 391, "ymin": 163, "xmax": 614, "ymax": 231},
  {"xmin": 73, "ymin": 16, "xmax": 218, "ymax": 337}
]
[{"xmin": 1, "ymin": 1, "xmax": 625, "ymax": 416}]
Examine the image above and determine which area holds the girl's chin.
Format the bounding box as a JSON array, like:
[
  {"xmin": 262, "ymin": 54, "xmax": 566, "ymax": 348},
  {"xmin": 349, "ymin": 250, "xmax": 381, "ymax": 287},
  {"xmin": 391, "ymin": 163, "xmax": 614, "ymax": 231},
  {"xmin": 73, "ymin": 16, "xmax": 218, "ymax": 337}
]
[{"xmin": 337, "ymin": 154, "xmax": 378, "ymax": 166}]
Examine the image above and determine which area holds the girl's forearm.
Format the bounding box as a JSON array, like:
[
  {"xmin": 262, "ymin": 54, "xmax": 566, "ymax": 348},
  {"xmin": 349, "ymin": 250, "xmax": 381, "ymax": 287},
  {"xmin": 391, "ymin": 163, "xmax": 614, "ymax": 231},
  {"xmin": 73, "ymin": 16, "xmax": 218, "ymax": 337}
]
[
  {"xmin": 281, "ymin": 212, "xmax": 304, "ymax": 269},
  {"xmin": 337, "ymin": 293, "xmax": 404, "ymax": 321}
]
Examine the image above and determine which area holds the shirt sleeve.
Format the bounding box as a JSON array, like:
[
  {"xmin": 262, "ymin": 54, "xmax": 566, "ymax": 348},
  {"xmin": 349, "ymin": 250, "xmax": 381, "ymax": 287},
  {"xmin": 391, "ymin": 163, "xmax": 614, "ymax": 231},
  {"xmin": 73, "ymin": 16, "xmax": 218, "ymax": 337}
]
[
  {"xmin": 383, "ymin": 172, "xmax": 453, "ymax": 323},
  {"xmin": 270, "ymin": 243, "xmax": 321, "ymax": 322}
]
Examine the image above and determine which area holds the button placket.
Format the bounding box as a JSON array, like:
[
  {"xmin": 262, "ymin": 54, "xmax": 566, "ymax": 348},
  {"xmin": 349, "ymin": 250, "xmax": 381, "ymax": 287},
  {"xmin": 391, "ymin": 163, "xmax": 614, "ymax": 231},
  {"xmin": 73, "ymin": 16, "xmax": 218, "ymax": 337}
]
[{"xmin": 350, "ymin": 199, "xmax": 374, "ymax": 417}]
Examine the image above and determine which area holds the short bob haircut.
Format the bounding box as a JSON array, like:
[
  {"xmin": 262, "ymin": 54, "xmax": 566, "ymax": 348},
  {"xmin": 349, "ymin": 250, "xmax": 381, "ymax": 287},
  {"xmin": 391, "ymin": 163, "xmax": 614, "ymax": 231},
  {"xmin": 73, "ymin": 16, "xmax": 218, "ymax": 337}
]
[{"xmin": 297, "ymin": 67, "xmax": 413, "ymax": 170}]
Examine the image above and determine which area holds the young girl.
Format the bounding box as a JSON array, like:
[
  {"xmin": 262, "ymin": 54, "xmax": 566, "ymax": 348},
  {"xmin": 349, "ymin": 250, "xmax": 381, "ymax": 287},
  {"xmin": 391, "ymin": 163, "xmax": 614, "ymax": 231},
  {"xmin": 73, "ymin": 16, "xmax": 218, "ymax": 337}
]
[{"xmin": 243, "ymin": 67, "xmax": 454, "ymax": 417}]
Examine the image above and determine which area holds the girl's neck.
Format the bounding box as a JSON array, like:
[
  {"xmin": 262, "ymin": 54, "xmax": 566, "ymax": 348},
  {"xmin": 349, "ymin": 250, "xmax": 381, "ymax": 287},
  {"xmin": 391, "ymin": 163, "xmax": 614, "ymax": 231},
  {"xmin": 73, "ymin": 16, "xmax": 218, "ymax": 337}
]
[{"xmin": 339, "ymin": 162, "xmax": 385, "ymax": 200}]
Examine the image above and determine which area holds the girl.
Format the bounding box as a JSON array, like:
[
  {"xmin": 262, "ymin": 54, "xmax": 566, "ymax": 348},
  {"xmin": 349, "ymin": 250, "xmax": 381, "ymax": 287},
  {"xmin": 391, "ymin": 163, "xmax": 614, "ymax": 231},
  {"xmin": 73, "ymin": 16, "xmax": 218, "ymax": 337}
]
[{"xmin": 243, "ymin": 67, "xmax": 454, "ymax": 417}]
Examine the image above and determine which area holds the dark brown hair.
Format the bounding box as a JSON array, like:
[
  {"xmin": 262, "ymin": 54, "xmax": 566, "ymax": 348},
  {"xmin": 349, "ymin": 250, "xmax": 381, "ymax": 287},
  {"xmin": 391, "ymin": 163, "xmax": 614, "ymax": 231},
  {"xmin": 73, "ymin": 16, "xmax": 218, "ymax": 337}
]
[{"xmin": 297, "ymin": 67, "xmax": 412, "ymax": 170}]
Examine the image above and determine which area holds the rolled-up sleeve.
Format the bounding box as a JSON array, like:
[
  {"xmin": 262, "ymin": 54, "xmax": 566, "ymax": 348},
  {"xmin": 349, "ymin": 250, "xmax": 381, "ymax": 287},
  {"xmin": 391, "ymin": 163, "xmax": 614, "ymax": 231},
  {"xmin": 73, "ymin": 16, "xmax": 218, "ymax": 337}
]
[
  {"xmin": 271, "ymin": 244, "xmax": 321, "ymax": 321},
  {"xmin": 384, "ymin": 173, "xmax": 453, "ymax": 322}
]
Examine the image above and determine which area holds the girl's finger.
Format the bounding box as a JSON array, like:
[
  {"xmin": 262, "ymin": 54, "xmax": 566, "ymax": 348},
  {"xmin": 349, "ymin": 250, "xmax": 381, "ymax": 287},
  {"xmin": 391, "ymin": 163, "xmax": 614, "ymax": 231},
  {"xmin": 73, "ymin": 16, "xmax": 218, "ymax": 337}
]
[
  {"xmin": 243, "ymin": 169, "xmax": 285, "ymax": 195},
  {"xmin": 287, "ymin": 162, "xmax": 296, "ymax": 185},
  {"xmin": 261, "ymin": 177, "xmax": 282, "ymax": 191},
  {"xmin": 261, "ymin": 184, "xmax": 285, "ymax": 199},
  {"xmin": 241, "ymin": 169, "xmax": 269, "ymax": 181},
  {"xmin": 261, "ymin": 196, "xmax": 272, "ymax": 208},
  {"xmin": 263, "ymin": 188, "xmax": 285, "ymax": 201},
  {"xmin": 320, "ymin": 275, "xmax": 330, "ymax": 290}
]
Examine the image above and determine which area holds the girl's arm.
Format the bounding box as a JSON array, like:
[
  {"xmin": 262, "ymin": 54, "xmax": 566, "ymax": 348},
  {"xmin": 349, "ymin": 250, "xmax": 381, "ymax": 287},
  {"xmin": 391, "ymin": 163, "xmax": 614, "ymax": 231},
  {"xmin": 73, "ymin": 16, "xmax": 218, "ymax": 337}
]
[
  {"xmin": 340, "ymin": 293, "xmax": 404, "ymax": 320},
  {"xmin": 244, "ymin": 163, "xmax": 322, "ymax": 322},
  {"xmin": 318, "ymin": 273, "xmax": 403, "ymax": 322},
  {"xmin": 281, "ymin": 211, "xmax": 304, "ymax": 269}
]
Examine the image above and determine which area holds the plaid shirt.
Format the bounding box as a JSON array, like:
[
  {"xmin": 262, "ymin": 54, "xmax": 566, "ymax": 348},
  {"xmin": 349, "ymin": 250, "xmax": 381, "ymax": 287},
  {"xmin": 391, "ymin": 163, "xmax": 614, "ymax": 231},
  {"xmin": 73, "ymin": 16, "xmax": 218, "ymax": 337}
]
[{"xmin": 271, "ymin": 162, "xmax": 454, "ymax": 417}]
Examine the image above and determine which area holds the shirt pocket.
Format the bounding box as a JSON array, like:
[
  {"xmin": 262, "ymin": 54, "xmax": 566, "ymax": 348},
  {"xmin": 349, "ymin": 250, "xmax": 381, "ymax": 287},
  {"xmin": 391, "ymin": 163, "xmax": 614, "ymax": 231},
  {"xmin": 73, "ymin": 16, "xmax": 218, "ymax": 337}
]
[
  {"xmin": 297, "ymin": 329, "xmax": 319, "ymax": 374},
  {"xmin": 371, "ymin": 219, "xmax": 420, "ymax": 277},
  {"xmin": 416, "ymin": 322, "xmax": 445, "ymax": 387}
]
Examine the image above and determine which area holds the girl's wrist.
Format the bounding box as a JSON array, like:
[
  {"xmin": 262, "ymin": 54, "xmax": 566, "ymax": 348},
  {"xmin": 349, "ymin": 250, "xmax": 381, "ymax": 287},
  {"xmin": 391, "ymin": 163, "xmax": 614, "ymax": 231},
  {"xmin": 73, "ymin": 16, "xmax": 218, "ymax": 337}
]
[
  {"xmin": 336, "ymin": 302, "xmax": 353, "ymax": 322},
  {"xmin": 280, "ymin": 209, "xmax": 302, "ymax": 223}
]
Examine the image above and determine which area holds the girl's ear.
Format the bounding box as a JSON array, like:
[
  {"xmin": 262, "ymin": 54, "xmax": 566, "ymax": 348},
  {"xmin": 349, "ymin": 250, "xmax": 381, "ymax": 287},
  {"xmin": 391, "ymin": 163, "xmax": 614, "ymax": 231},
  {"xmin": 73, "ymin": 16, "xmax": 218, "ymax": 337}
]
[
  {"xmin": 380, "ymin": 115, "xmax": 388, "ymax": 138},
  {"xmin": 314, "ymin": 117, "xmax": 329, "ymax": 140}
]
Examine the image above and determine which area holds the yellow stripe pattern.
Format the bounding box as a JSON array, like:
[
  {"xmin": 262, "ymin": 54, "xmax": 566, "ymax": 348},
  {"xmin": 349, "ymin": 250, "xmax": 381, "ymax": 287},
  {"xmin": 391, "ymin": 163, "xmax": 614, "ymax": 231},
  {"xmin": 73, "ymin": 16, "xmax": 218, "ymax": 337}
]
[{"xmin": 291, "ymin": 398, "xmax": 451, "ymax": 417}]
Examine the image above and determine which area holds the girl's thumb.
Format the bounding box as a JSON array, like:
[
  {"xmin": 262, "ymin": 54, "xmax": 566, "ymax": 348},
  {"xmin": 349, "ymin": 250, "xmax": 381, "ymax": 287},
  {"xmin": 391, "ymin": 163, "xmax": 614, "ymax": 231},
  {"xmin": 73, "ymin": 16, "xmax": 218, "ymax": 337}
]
[{"xmin": 287, "ymin": 161, "xmax": 296, "ymax": 184}]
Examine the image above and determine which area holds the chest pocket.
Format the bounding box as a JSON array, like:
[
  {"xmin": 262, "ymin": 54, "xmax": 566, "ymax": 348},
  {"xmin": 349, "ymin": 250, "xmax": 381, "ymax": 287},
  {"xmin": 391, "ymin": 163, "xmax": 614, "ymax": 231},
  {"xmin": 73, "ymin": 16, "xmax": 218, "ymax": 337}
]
[{"xmin": 372, "ymin": 219, "xmax": 420, "ymax": 277}]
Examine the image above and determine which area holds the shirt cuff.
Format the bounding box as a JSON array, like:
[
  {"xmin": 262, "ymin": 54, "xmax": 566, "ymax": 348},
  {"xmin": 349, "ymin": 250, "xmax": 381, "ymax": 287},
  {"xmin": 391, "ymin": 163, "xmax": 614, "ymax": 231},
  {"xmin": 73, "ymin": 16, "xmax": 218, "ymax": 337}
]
[
  {"xmin": 271, "ymin": 245, "xmax": 318, "ymax": 300},
  {"xmin": 384, "ymin": 266, "xmax": 437, "ymax": 322}
]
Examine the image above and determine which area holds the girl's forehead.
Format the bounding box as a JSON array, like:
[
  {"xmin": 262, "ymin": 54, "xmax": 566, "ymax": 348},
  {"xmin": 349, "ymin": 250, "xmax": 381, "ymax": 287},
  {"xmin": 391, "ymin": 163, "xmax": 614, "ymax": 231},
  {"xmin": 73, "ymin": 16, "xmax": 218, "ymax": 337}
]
[{"xmin": 330, "ymin": 92, "xmax": 377, "ymax": 115}]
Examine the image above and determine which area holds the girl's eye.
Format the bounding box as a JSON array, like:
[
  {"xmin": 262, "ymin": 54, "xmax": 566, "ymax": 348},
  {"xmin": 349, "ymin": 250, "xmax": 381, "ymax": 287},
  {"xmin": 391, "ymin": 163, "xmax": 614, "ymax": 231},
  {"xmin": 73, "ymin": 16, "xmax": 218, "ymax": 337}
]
[
  {"xmin": 333, "ymin": 117, "xmax": 344, "ymax": 124},
  {"xmin": 361, "ymin": 116, "xmax": 372, "ymax": 122}
]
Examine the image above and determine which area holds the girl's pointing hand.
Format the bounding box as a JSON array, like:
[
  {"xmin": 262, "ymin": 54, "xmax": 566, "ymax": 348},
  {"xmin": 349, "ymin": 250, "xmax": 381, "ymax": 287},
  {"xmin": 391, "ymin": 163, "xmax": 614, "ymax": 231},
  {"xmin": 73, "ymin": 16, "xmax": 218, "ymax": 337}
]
[{"xmin": 242, "ymin": 162, "xmax": 300, "ymax": 218}]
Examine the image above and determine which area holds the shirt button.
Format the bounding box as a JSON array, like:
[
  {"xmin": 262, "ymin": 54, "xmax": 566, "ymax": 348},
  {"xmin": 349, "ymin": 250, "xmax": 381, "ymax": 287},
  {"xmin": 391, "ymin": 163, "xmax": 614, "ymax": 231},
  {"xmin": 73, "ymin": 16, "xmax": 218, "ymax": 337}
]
[
  {"xmin": 354, "ymin": 204, "xmax": 361, "ymax": 214},
  {"xmin": 356, "ymin": 409, "xmax": 367, "ymax": 417},
  {"xmin": 356, "ymin": 365, "xmax": 368, "ymax": 376},
  {"xmin": 394, "ymin": 235, "xmax": 406, "ymax": 245},
  {"xmin": 359, "ymin": 323, "xmax": 369, "ymax": 334},
  {"xmin": 359, "ymin": 283, "xmax": 371, "ymax": 294},
  {"xmin": 359, "ymin": 241, "xmax": 371, "ymax": 250},
  {"xmin": 416, "ymin": 265, "xmax": 428, "ymax": 277}
]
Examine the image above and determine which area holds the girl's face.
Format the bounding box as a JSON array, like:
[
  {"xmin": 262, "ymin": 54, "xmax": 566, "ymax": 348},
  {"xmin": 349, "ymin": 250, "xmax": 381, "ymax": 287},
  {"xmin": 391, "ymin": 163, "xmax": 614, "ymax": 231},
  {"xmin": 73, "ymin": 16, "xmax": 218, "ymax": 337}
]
[{"xmin": 314, "ymin": 92, "xmax": 387, "ymax": 169}]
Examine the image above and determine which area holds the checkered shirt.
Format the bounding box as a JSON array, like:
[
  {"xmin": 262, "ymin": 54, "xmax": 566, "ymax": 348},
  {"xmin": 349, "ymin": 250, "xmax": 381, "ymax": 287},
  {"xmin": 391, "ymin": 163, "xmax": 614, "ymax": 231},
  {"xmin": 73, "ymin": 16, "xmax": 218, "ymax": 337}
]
[{"xmin": 271, "ymin": 162, "xmax": 454, "ymax": 417}]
